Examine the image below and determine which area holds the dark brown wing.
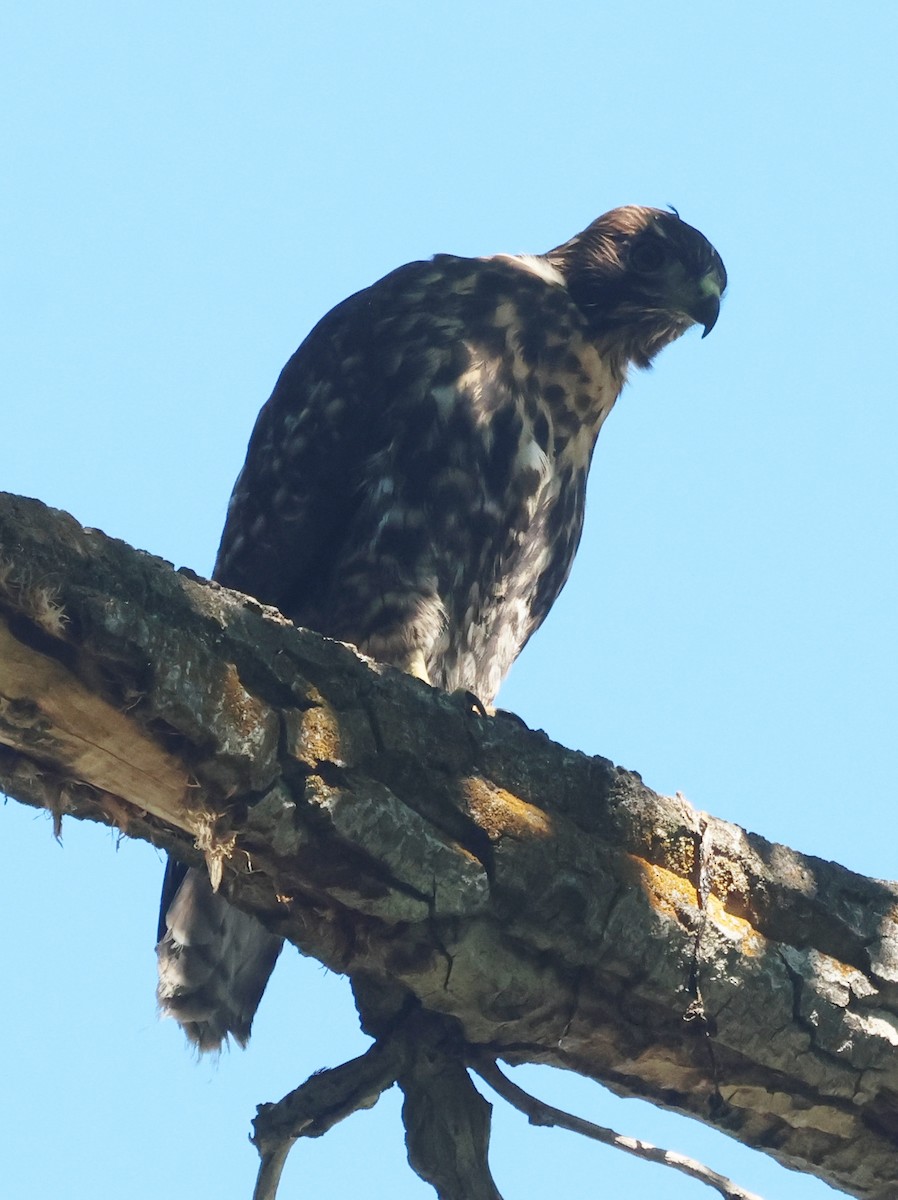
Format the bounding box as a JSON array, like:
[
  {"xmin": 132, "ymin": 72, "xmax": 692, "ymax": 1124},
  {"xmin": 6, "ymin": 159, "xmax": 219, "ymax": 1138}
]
[
  {"xmin": 212, "ymin": 256, "xmax": 474, "ymax": 626},
  {"xmin": 212, "ymin": 282, "xmax": 386, "ymax": 612}
]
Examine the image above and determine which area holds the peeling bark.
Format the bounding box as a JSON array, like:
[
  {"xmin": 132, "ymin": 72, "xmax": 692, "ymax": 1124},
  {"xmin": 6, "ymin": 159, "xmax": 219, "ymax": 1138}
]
[{"xmin": 1, "ymin": 491, "xmax": 897, "ymax": 1199}]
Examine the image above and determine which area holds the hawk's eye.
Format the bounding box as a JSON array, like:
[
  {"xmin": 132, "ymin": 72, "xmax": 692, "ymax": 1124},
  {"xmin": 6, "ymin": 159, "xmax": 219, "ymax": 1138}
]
[{"xmin": 629, "ymin": 240, "xmax": 669, "ymax": 273}]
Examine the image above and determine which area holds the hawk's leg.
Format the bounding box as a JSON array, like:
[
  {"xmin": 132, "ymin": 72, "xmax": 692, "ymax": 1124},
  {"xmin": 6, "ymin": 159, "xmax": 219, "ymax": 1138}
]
[{"xmin": 403, "ymin": 648, "xmax": 433, "ymax": 687}]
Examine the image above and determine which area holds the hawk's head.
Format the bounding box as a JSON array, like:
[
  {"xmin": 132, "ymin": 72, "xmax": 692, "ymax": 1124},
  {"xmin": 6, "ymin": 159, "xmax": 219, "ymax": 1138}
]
[{"xmin": 547, "ymin": 206, "xmax": 727, "ymax": 372}]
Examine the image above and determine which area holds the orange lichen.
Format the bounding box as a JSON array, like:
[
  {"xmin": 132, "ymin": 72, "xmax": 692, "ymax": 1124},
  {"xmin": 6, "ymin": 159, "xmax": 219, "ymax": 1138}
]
[
  {"xmin": 705, "ymin": 893, "xmax": 765, "ymax": 955},
  {"xmin": 665, "ymin": 833, "xmax": 696, "ymax": 880},
  {"xmin": 286, "ymin": 704, "xmax": 345, "ymax": 767},
  {"xmin": 706, "ymin": 858, "xmax": 750, "ymax": 910},
  {"xmin": 637, "ymin": 859, "xmax": 698, "ymax": 921},
  {"xmin": 219, "ymin": 663, "xmax": 270, "ymax": 738},
  {"xmin": 459, "ymin": 776, "xmax": 553, "ymax": 841},
  {"xmin": 634, "ymin": 858, "xmax": 764, "ymax": 955}
]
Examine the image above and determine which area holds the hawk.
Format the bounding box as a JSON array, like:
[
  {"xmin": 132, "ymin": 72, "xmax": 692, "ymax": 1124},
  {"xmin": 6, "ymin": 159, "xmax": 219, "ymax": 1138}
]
[{"xmin": 157, "ymin": 205, "xmax": 726, "ymax": 1049}]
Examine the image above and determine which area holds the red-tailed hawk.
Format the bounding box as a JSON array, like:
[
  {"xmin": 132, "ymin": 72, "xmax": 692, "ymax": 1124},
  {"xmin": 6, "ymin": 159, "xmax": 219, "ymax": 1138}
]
[{"xmin": 157, "ymin": 205, "xmax": 726, "ymax": 1049}]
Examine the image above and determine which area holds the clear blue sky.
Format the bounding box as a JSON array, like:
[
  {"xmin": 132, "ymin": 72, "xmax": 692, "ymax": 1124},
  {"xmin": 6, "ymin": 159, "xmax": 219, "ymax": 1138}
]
[{"xmin": 3, "ymin": 4, "xmax": 896, "ymax": 1197}]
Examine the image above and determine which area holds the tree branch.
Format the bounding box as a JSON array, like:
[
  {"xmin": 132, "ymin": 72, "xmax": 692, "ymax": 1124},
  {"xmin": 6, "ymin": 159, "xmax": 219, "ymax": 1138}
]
[
  {"xmin": 251, "ymin": 1034, "xmax": 409, "ymax": 1200},
  {"xmin": 472, "ymin": 1056, "xmax": 763, "ymax": 1200},
  {"xmin": 2, "ymin": 491, "xmax": 898, "ymax": 1199}
]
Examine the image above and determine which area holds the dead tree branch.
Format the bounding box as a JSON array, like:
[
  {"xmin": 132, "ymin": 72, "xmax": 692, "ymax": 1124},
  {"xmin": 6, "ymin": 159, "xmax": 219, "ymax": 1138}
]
[
  {"xmin": 2, "ymin": 491, "xmax": 898, "ymax": 1199},
  {"xmin": 251, "ymin": 1033, "xmax": 409, "ymax": 1200},
  {"xmin": 472, "ymin": 1056, "xmax": 763, "ymax": 1200}
]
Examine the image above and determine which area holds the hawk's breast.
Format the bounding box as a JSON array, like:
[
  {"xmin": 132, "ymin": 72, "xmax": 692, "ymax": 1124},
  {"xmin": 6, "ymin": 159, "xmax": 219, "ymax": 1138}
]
[{"xmin": 419, "ymin": 304, "xmax": 621, "ymax": 700}]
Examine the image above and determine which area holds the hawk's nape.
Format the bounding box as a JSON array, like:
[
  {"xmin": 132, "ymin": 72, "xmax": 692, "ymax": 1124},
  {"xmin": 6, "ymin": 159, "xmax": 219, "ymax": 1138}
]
[{"xmin": 156, "ymin": 205, "xmax": 726, "ymax": 1050}]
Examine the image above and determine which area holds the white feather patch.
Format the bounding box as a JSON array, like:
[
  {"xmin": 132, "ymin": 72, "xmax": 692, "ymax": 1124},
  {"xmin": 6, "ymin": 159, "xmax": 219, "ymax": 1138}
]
[{"xmin": 494, "ymin": 253, "xmax": 567, "ymax": 288}]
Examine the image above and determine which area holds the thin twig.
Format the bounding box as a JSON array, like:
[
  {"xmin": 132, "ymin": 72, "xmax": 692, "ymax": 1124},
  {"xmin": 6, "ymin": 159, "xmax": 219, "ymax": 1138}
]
[
  {"xmin": 252, "ymin": 1142, "xmax": 292, "ymax": 1200},
  {"xmin": 251, "ymin": 1035, "xmax": 407, "ymax": 1200},
  {"xmin": 471, "ymin": 1056, "xmax": 764, "ymax": 1200}
]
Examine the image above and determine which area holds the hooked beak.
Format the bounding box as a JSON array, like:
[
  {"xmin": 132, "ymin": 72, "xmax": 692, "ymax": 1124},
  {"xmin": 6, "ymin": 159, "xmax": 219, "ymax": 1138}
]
[
  {"xmin": 692, "ymin": 292, "xmax": 721, "ymax": 338},
  {"xmin": 688, "ymin": 269, "xmax": 725, "ymax": 337}
]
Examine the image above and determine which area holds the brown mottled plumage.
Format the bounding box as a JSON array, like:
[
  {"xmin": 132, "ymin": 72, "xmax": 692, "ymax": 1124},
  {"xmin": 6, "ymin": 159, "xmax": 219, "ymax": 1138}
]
[{"xmin": 157, "ymin": 206, "xmax": 726, "ymax": 1049}]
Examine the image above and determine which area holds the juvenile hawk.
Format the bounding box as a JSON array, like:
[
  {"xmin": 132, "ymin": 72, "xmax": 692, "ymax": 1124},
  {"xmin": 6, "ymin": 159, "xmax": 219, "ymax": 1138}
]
[{"xmin": 157, "ymin": 205, "xmax": 726, "ymax": 1049}]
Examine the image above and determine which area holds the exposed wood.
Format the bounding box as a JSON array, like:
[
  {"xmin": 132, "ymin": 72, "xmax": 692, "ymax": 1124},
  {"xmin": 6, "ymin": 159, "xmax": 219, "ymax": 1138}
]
[
  {"xmin": 0, "ymin": 619, "xmax": 189, "ymax": 822},
  {"xmin": 2, "ymin": 490, "xmax": 898, "ymax": 1199}
]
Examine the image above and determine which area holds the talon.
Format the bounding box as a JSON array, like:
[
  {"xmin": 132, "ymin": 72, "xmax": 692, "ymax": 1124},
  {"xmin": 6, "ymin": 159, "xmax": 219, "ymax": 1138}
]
[{"xmin": 461, "ymin": 690, "xmax": 491, "ymax": 718}]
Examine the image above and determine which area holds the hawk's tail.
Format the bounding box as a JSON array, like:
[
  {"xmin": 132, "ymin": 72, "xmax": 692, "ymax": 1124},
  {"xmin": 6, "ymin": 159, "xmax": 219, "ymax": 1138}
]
[{"xmin": 156, "ymin": 859, "xmax": 282, "ymax": 1052}]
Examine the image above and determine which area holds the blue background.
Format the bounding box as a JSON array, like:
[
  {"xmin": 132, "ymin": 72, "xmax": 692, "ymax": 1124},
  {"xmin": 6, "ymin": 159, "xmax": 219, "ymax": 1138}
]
[{"xmin": 4, "ymin": 4, "xmax": 895, "ymax": 1197}]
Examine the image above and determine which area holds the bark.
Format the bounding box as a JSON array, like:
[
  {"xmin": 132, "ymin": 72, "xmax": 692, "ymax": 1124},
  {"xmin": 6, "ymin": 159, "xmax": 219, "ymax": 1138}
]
[{"xmin": 1, "ymin": 490, "xmax": 897, "ymax": 1199}]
